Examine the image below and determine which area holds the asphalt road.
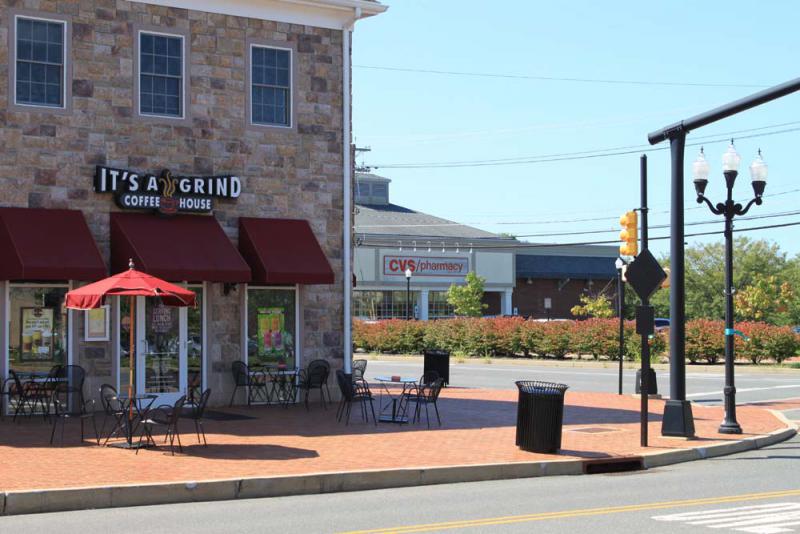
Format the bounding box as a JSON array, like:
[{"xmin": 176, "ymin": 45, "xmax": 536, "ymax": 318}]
[
  {"xmin": 365, "ymin": 360, "xmax": 800, "ymax": 412},
  {"xmin": 2, "ymin": 433, "xmax": 799, "ymax": 533}
]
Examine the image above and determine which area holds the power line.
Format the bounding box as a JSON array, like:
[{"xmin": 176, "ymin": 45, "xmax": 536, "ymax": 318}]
[
  {"xmin": 354, "ymin": 64, "xmax": 768, "ymax": 89},
  {"xmin": 354, "ymin": 187, "xmax": 800, "ymax": 230},
  {"xmin": 372, "ymin": 124, "xmax": 800, "ymax": 169},
  {"xmin": 357, "ymin": 219, "xmax": 800, "ymax": 250},
  {"xmin": 511, "ymin": 209, "xmax": 800, "ymax": 239}
]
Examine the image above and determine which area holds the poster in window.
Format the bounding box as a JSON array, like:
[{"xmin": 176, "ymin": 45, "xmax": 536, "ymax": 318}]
[
  {"xmin": 256, "ymin": 307, "xmax": 288, "ymax": 359},
  {"xmin": 20, "ymin": 307, "xmax": 55, "ymax": 361},
  {"xmin": 85, "ymin": 305, "xmax": 110, "ymax": 341}
]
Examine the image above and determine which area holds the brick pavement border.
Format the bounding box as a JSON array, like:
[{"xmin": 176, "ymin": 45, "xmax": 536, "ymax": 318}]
[{"xmin": 2, "ymin": 414, "xmax": 796, "ymax": 517}]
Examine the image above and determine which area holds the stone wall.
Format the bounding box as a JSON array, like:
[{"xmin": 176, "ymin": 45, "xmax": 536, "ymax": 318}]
[{"xmin": 0, "ymin": 1, "xmax": 346, "ymax": 405}]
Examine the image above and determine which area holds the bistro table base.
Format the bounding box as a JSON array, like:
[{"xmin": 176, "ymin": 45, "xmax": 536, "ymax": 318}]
[{"xmin": 108, "ymin": 439, "xmax": 153, "ymax": 450}]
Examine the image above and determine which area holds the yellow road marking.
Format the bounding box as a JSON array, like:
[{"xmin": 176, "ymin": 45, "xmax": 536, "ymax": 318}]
[{"xmin": 340, "ymin": 488, "xmax": 800, "ymax": 534}]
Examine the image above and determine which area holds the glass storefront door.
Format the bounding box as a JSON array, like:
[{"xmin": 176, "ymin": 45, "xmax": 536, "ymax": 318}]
[{"xmin": 135, "ymin": 297, "xmax": 187, "ymax": 405}]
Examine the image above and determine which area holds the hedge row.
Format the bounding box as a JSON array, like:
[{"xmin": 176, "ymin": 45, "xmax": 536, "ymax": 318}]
[{"xmin": 353, "ymin": 317, "xmax": 800, "ymax": 364}]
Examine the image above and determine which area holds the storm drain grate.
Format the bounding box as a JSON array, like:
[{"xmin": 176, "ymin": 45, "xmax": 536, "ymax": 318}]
[
  {"xmin": 569, "ymin": 427, "xmax": 621, "ymax": 434},
  {"xmin": 583, "ymin": 457, "xmax": 644, "ymax": 475}
]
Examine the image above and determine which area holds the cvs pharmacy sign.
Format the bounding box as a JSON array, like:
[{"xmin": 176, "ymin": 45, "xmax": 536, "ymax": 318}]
[{"xmin": 383, "ymin": 256, "xmax": 469, "ymax": 278}]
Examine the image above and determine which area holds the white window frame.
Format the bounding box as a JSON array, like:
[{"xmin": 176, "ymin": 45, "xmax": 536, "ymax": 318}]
[
  {"xmin": 136, "ymin": 29, "xmax": 187, "ymax": 120},
  {"xmin": 13, "ymin": 14, "xmax": 68, "ymax": 110},
  {"xmin": 241, "ymin": 284, "xmax": 301, "ymax": 370},
  {"xmin": 248, "ymin": 43, "xmax": 293, "ymax": 129}
]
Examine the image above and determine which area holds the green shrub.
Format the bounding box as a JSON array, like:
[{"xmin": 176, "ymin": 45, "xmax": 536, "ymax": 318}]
[{"xmin": 685, "ymin": 319, "xmax": 725, "ymax": 364}]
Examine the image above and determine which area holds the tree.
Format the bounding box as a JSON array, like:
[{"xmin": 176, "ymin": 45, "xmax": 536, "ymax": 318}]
[
  {"xmin": 570, "ymin": 294, "xmax": 615, "ymax": 318},
  {"xmin": 447, "ymin": 271, "xmax": 488, "ymax": 317},
  {"xmin": 735, "ymin": 274, "xmax": 793, "ymax": 322},
  {"xmin": 640, "ymin": 241, "xmax": 800, "ymax": 324}
]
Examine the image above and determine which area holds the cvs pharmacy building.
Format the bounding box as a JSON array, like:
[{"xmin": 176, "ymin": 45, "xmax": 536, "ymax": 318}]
[{"xmin": 0, "ymin": 0, "xmax": 386, "ymax": 407}]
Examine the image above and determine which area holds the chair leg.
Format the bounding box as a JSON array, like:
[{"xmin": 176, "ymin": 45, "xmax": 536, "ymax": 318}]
[
  {"xmin": 199, "ymin": 421, "xmax": 207, "ymax": 446},
  {"xmin": 434, "ymin": 401, "xmax": 441, "ymax": 426},
  {"xmin": 50, "ymin": 417, "xmax": 58, "ymax": 444},
  {"xmin": 229, "ymin": 385, "xmax": 237, "ymax": 407},
  {"xmin": 92, "ymin": 414, "xmax": 100, "ymax": 445},
  {"xmin": 369, "ymin": 399, "xmax": 377, "ymax": 426},
  {"xmin": 425, "ymin": 403, "xmax": 431, "ymax": 429},
  {"xmin": 345, "ymin": 402, "xmax": 352, "ymax": 426},
  {"xmin": 304, "ymin": 389, "xmax": 310, "ymax": 411}
]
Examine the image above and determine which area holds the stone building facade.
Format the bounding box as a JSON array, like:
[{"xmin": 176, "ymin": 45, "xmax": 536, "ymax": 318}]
[{"xmin": 0, "ymin": 0, "xmax": 386, "ymax": 407}]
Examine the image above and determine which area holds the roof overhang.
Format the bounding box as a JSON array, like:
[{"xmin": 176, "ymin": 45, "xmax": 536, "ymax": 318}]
[{"xmin": 137, "ymin": 0, "xmax": 387, "ymax": 30}]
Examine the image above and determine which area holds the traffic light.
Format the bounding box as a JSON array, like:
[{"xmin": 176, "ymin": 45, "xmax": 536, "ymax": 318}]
[{"xmin": 619, "ymin": 211, "xmax": 638, "ymax": 257}]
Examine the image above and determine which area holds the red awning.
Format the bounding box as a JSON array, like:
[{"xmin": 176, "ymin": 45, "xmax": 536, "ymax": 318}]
[
  {"xmin": 111, "ymin": 213, "xmax": 251, "ymax": 282},
  {"xmin": 0, "ymin": 207, "xmax": 106, "ymax": 281},
  {"xmin": 239, "ymin": 218, "xmax": 335, "ymax": 284}
]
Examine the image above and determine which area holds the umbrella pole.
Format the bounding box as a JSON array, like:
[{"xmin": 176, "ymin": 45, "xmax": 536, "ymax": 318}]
[{"xmin": 128, "ymin": 295, "xmax": 135, "ymax": 446}]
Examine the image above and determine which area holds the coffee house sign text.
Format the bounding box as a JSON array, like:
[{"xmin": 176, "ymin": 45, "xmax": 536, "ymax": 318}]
[{"xmin": 94, "ymin": 166, "xmax": 241, "ymax": 215}]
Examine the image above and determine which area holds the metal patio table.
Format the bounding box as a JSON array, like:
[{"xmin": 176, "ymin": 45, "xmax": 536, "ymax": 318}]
[
  {"xmin": 109, "ymin": 393, "xmax": 157, "ymax": 449},
  {"xmin": 374, "ymin": 376, "xmax": 417, "ymax": 424}
]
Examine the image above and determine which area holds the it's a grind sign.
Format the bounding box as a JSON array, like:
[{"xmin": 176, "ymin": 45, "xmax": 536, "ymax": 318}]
[{"xmin": 94, "ymin": 166, "xmax": 241, "ymax": 215}]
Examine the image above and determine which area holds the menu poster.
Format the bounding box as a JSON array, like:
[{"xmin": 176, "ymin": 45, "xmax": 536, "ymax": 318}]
[
  {"xmin": 256, "ymin": 307, "xmax": 286, "ymax": 358},
  {"xmin": 20, "ymin": 307, "xmax": 55, "ymax": 361},
  {"xmin": 150, "ymin": 302, "xmax": 174, "ymax": 334},
  {"xmin": 85, "ymin": 305, "xmax": 110, "ymax": 342}
]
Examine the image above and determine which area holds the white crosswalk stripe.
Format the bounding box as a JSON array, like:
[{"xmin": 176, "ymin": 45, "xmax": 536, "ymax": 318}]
[{"xmin": 653, "ymin": 503, "xmax": 800, "ymax": 533}]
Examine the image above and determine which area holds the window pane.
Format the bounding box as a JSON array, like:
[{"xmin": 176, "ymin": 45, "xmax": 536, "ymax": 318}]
[
  {"xmin": 45, "ymin": 65, "xmax": 60, "ymax": 84},
  {"xmin": 140, "ymin": 92, "xmax": 153, "ymax": 113},
  {"xmin": 30, "ymin": 82, "xmax": 45, "ymax": 102},
  {"xmin": 16, "ymin": 62, "xmax": 30, "ymax": 81},
  {"xmin": 47, "ymin": 43, "xmax": 62, "ymax": 63},
  {"xmin": 154, "ymin": 55, "xmax": 167, "ymax": 75},
  {"xmin": 48, "ymin": 23, "xmax": 63, "ymax": 43},
  {"xmin": 16, "ymin": 80, "xmax": 30, "ymax": 101},
  {"xmin": 8, "ymin": 287, "xmax": 69, "ymax": 376},
  {"xmin": 168, "ymin": 37, "xmax": 181, "ymax": 57},
  {"xmin": 141, "ymin": 34, "xmax": 153, "ymax": 54},
  {"xmin": 18, "ymin": 19, "xmax": 32, "ymax": 40},
  {"xmin": 276, "ymin": 50, "xmax": 289, "ymax": 69},
  {"xmin": 154, "ymin": 35, "xmax": 167, "ymax": 55},
  {"xmin": 32, "ymin": 41, "xmax": 47, "ymax": 62},
  {"xmin": 276, "ymin": 68, "xmax": 289, "ymax": 87},
  {"xmin": 45, "ymin": 84, "xmax": 61, "ymax": 105},
  {"xmin": 17, "ymin": 40, "xmax": 32, "ymax": 61},
  {"xmin": 167, "ymin": 57, "xmax": 181, "ymax": 77},
  {"xmin": 247, "ymin": 289, "xmax": 296, "ymax": 369},
  {"xmin": 32, "ymin": 21, "xmax": 47, "ymax": 42}
]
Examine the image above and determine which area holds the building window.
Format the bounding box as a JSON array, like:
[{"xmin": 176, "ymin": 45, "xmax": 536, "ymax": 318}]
[
  {"xmin": 139, "ymin": 32, "xmax": 183, "ymax": 117},
  {"xmin": 247, "ymin": 288, "xmax": 297, "ymax": 369},
  {"xmin": 428, "ymin": 291, "xmax": 455, "ymax": 319},
  {"xmin": 8, "ymin": 286, "xmax": 69, "ymax": 376},
  {"xmin": 15, "ymin": 17, "xmax": 66, "ymax": 108},
  {"xmin": 353, "ymin": 290, "xmax": 419, "ymax": 320},
  {"xmin": 251, "ymin": 45, "xmax": 291, "ymax": 127}
]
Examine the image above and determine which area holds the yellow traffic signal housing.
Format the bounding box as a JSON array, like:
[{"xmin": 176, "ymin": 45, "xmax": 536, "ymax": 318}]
[{"xmin": 619, "ymin": 211, "xmax": 638, "ymax": 257}]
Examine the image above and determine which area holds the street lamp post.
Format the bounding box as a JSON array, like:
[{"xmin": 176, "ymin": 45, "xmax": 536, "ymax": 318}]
[
  {"xmin": 692, "ymin": 141, "xmax": 767, "ymax": 434},
  {"xmin": 405, "ymin": 268, "xmax": 413, "ymax": 320}
]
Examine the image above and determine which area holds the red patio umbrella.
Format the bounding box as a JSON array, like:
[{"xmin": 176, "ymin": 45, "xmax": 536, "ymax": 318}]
[{"xmin": 65, "ymin": 260, "xmax": 196, "ymax": 446}]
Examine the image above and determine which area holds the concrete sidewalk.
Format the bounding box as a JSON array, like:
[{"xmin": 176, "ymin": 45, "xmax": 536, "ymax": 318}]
[{"xmin": 0, "ymin": 388, "xmax": 795, "ymax": 516}]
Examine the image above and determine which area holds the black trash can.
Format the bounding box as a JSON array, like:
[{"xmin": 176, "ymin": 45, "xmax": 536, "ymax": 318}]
[
  {"xmin": 635, "ymin": 368, "xmax": 658, "ymax": 395},
  {"xmin": 515, "ymin": 381, "xmax": 569, "ymax": 453},
  {"xmin": 423, "ymin": 349, "xmax": 450, "ymax": 386}
]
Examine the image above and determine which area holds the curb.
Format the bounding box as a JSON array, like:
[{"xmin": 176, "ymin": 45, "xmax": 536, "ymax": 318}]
[{"xmin": 2, "ymin": 418, "xmax": 796, "ymax": 517}]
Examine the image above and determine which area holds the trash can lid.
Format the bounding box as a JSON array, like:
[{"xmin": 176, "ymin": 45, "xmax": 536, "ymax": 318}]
[{"xmin": 515, "ymin": 380, "xmax": 568, "ymax": 395}]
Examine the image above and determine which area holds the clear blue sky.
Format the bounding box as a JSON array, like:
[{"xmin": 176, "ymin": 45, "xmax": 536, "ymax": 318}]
[{"xmin": 352, "ymin": 1, "xmax": 800, "ymax": 258}]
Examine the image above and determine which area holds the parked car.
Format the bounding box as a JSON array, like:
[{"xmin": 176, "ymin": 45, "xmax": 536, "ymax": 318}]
[{"xmin": 654, "ymin": 318, "xmax": 670, "ymax": 331}]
